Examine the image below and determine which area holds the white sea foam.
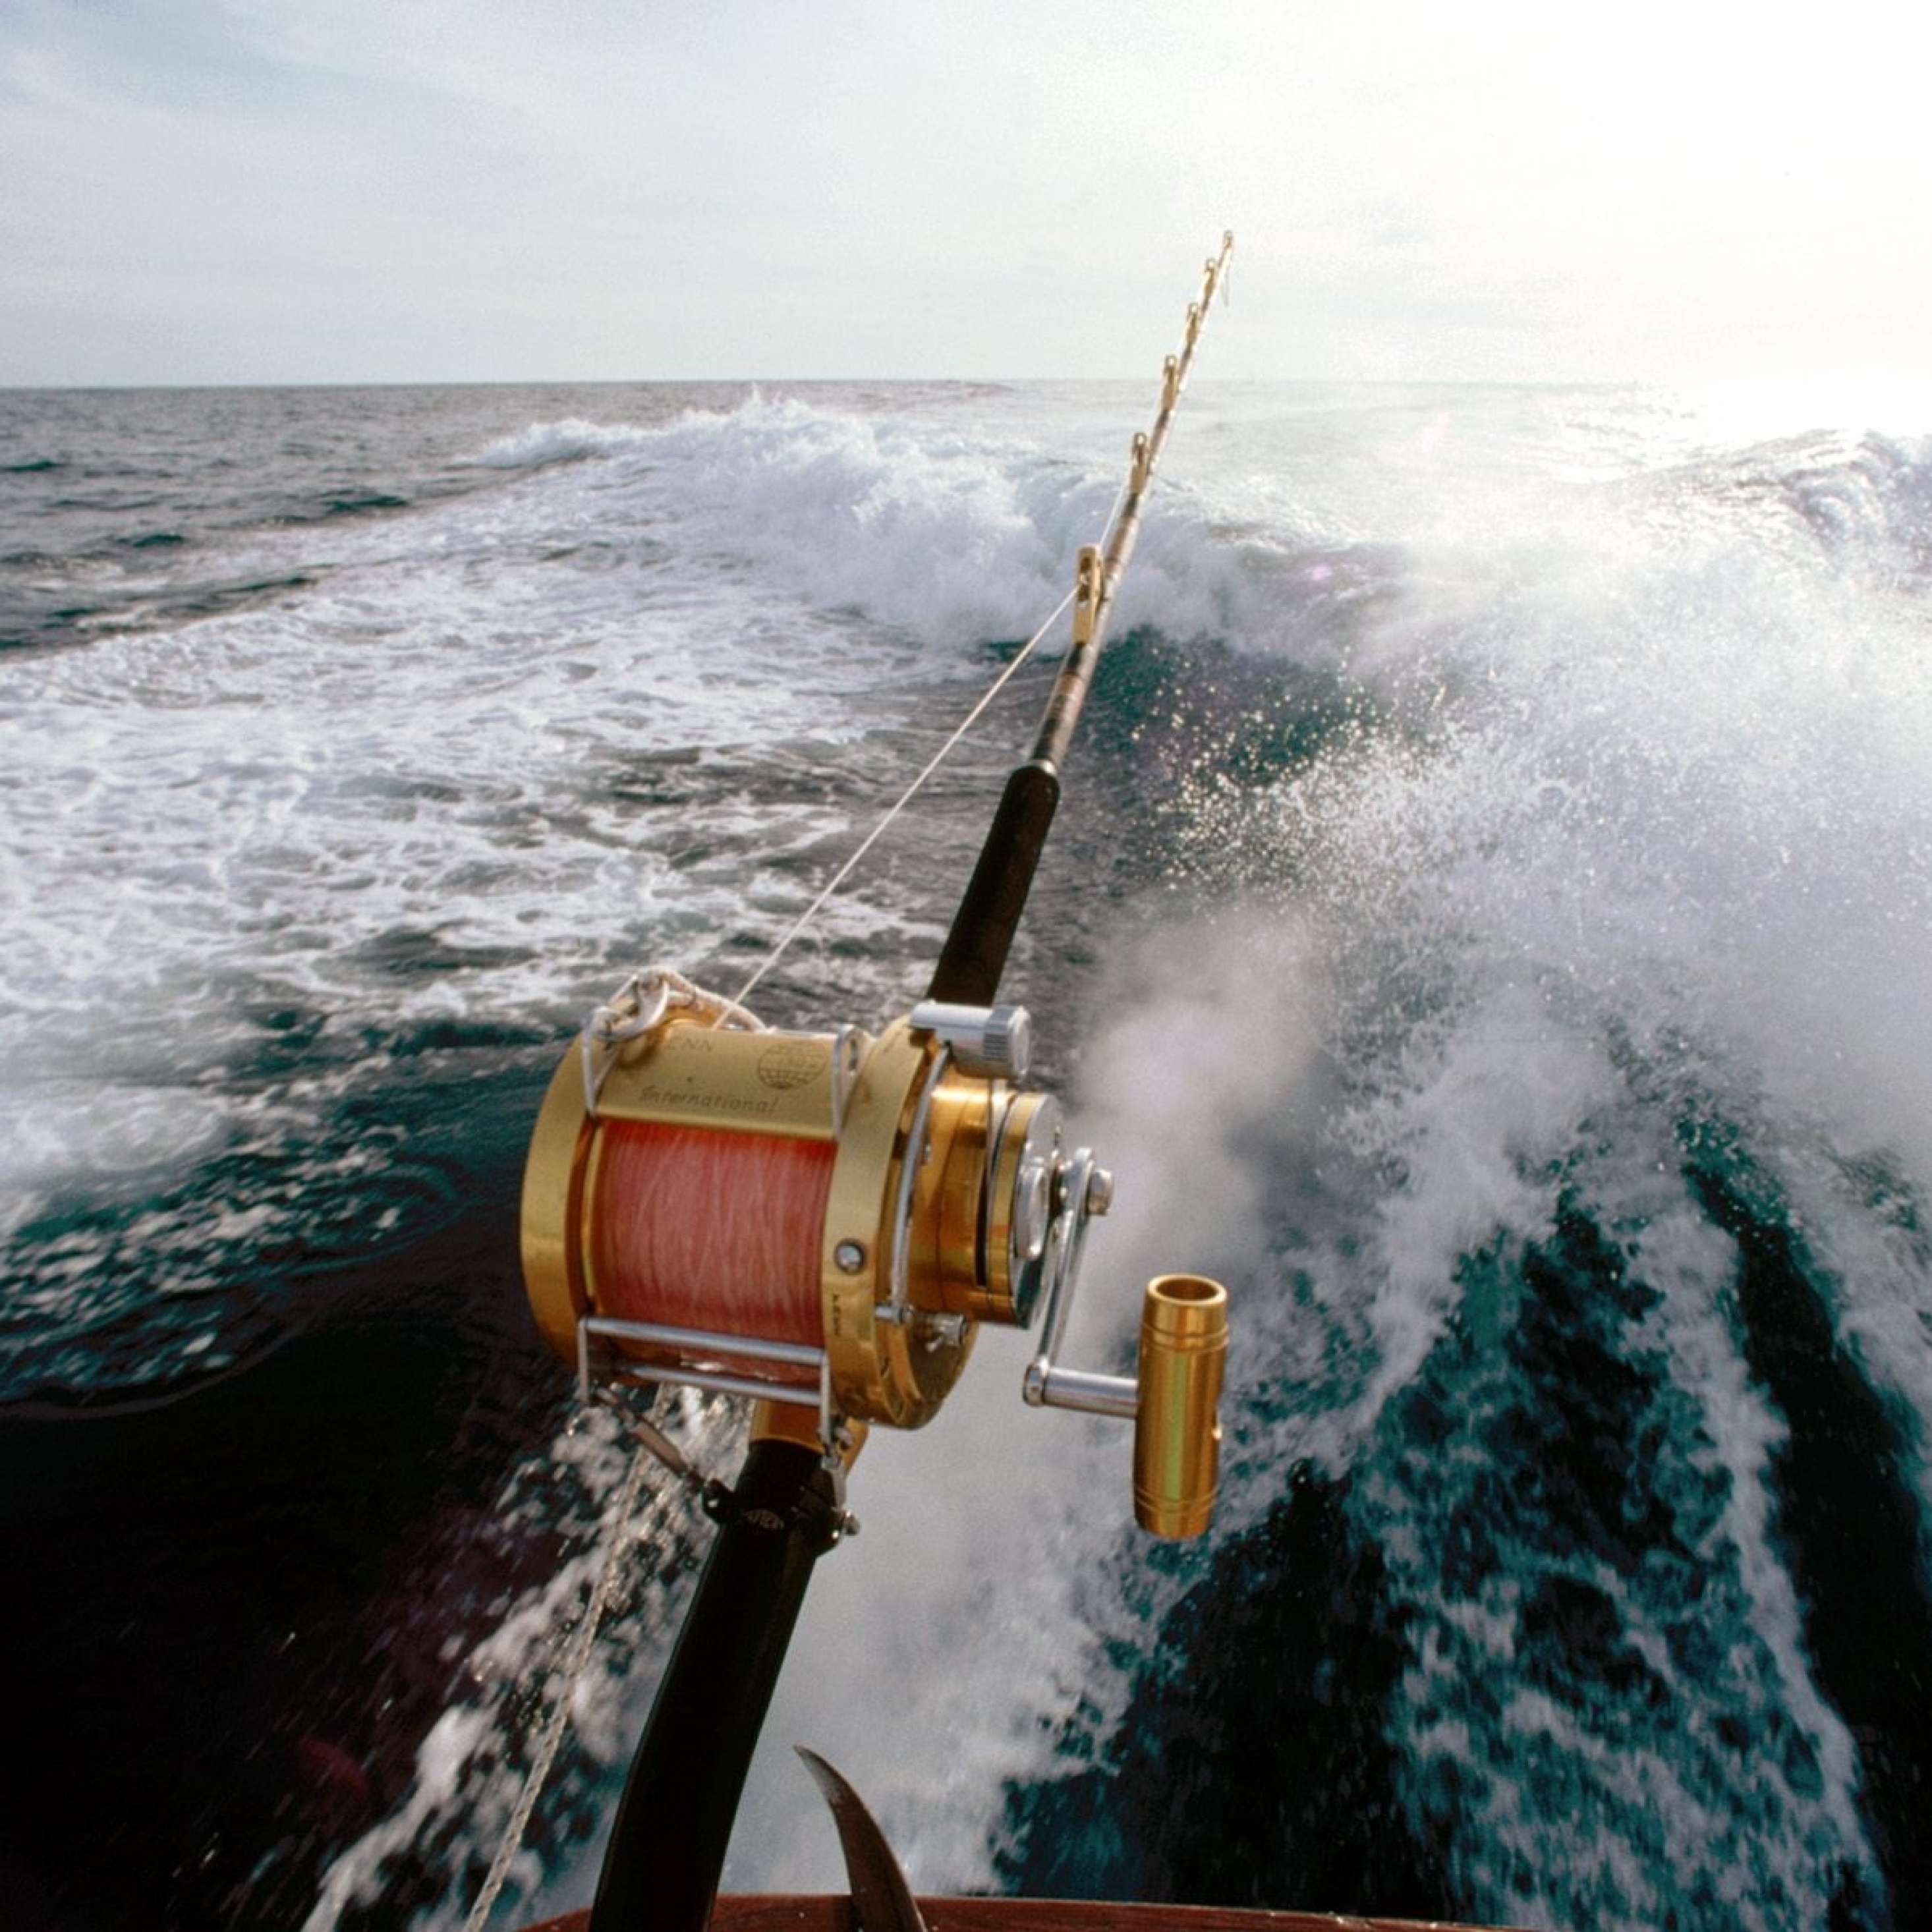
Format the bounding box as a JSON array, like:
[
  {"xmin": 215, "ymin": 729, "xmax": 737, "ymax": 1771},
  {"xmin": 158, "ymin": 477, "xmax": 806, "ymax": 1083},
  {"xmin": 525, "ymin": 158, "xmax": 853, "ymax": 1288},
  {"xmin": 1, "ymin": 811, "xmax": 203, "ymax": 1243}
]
[
  {"xmin": 1073, "ymin": 403, "xmax": 1932, "ymax": 1922},
  {"xmin": 462, "ymin": 418, "xmax": 654, "ymax": 470}
]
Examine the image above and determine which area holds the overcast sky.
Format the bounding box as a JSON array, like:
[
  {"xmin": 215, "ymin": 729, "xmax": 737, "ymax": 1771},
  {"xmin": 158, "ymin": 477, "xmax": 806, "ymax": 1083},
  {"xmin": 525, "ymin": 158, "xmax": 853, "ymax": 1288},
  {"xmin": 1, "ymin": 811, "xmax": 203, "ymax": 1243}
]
[{"xmin": 5, "ymin": 0, "xmax": 1929, "ymax": 388}]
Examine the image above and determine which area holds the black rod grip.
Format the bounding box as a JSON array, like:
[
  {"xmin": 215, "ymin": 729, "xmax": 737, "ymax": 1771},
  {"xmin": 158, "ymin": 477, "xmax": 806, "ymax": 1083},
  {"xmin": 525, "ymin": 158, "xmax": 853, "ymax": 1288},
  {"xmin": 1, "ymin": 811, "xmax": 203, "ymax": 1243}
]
[
  {"xmin": 925, "ymin": 759, "xmax": 1062, "ymax": 1006},
  {"xmin": 588, "ymin": 1439, "xmax": 840, "ymax": 1932}
]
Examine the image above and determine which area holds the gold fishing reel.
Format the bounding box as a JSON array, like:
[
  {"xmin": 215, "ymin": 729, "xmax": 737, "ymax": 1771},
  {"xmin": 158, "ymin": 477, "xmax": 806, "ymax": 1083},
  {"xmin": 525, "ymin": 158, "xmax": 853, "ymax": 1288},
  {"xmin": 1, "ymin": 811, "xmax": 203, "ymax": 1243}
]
[{"xmin": 521, "ymin": 969, "xmax": 1227, "ymax": 1536}]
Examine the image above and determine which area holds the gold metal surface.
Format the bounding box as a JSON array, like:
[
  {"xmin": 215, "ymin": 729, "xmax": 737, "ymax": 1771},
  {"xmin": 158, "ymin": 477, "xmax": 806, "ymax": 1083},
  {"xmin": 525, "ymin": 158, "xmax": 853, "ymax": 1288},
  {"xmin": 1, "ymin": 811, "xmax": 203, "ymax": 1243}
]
[
  {"xmin": 913, "ymin": 1077, "xmax": 992, "ymax": 1315},
  {"xmin": 1132, "ymin": 1273, "xmax": 1228, "ymax": 1539},
  {"xmin": 596, "ymin": 1019, "xmax": 846, "ymax": 1140},
  {"xmin": 521, "ymin": 1049, "xmax": 596, "ymax": 1363},
  {"xmin": 981, "ymin": 1089, "xmax": 1056, "ymax": 1324},
  {"xmin": 818, "ymin": 1020, "xmax": 975, "ymax": 1428}
]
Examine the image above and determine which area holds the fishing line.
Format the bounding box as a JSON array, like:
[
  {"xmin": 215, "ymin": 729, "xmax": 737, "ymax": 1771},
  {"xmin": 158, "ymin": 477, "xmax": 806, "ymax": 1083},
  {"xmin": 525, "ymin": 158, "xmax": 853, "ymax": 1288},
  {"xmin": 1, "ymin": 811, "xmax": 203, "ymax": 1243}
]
[
  {"xmin": 590, "ymin": 1122, "xmax": 834, "ymax": 1378},
  {"xmin": 461, "ymin": 1433, "xmax": 654, "ymax": 1932},
  {"xmin": 729, "ymin": 579, "xmax": 1079, "ymax": 1010}
]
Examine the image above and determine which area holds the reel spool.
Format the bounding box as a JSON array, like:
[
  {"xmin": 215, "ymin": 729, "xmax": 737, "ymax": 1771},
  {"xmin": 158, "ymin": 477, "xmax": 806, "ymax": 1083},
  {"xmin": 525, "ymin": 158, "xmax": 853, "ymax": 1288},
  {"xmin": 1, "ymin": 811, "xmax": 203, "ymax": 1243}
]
[{"xmin": 521, "ymin": 971, "xmax": 1227, "ymax": 1536}]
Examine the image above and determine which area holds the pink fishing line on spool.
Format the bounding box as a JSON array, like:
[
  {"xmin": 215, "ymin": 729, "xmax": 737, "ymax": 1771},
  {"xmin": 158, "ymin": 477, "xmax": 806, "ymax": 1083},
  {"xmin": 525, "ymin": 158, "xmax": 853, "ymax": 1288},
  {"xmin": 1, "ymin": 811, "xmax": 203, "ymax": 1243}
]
[{"xmin": 588, "ymin": 1122, "xmax": 836, "ymax": 1389}]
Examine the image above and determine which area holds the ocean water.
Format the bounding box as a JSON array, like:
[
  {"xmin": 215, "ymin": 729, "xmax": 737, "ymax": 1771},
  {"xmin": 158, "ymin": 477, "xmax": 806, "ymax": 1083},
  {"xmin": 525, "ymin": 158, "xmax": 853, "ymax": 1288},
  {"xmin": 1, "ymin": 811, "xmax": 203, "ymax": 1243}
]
[{"xmin": 3, "ymin": 376, "xmax": 1931, "ymax": 1932}]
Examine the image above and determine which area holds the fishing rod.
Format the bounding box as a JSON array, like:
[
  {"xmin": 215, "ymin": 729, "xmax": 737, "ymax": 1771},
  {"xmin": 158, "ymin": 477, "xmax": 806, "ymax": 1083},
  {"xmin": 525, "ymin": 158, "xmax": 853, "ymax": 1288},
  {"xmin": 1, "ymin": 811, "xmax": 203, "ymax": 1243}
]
[
  {"xmin": 516, "ymin": 232, "xmax": 1235, "ymax": 1932},
  {"xmin": 930, "ymin": 232, "xmax": 1234, "ymax": 1008}
]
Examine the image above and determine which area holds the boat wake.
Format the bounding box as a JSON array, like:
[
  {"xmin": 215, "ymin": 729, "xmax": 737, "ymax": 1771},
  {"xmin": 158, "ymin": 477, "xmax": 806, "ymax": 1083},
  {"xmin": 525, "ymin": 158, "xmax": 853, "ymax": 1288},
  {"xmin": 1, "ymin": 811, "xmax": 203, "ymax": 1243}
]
[{"xmin": 5, "ymin": 380, "xmax": 1932, "ymax": 1929}]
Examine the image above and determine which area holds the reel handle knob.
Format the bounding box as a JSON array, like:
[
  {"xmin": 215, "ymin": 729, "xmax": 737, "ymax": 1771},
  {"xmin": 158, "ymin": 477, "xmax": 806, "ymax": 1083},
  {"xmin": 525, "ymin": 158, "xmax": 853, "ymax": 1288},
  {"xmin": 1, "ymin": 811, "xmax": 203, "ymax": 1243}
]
[{"xmin": 1131, "ymin": 1274, "xmax": 1228, "ymax": 1539}]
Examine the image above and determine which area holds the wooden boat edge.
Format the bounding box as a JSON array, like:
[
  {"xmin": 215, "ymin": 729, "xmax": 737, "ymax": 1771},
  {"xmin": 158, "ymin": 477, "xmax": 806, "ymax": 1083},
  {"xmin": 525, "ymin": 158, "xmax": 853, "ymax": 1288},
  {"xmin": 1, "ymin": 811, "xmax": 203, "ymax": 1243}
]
[{"xmin": 526, "ymin": 1899, "xmax": 1525, "ymax": 1931}]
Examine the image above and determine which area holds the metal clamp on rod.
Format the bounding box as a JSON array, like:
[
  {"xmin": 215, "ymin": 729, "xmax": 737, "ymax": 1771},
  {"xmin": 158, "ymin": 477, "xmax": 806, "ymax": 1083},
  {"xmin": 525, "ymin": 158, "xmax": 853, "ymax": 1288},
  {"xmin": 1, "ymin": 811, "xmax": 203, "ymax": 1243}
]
[{"xmin": 1071, "ymin": 544, "xmax": 1102, "ymax": 649}]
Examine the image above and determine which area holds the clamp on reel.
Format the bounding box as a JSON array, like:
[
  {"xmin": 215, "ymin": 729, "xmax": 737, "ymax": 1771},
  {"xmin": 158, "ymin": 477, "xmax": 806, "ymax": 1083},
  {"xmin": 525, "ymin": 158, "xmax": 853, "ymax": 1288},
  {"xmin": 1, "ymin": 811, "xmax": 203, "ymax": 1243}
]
[{"xmin": 520, "ymin": 972, "xmax": 1227, "ymax": 1537}]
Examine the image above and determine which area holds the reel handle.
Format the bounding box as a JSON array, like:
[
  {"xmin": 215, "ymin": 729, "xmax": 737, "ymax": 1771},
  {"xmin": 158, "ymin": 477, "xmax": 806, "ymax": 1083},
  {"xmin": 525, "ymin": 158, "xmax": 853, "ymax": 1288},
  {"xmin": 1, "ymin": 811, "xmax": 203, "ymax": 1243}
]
[
  {"xmin": 1132, "ymin": 1274, "xmax": 1228, "ymax": 1539},
  {"xmin": 1023, "ymin": 1261, "xmax": 1230, "ymax": 1541}
]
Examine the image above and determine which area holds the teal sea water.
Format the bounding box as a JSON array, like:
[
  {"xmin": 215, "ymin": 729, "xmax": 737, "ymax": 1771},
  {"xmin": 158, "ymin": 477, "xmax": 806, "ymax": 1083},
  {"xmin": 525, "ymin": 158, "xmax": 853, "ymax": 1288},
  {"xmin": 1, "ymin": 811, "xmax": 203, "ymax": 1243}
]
[{"xmin": 3, "ymin": 378, "xmax": 1932, "ymax": 1930}]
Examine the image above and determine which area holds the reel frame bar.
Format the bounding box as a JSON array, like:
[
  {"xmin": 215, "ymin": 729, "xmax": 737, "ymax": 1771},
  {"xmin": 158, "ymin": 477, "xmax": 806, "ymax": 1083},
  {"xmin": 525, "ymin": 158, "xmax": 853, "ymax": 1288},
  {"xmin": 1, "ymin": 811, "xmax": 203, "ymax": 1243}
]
[{"xmin": 577, "ymin": 1314, "xmax": 836, "ymax": 1434}]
